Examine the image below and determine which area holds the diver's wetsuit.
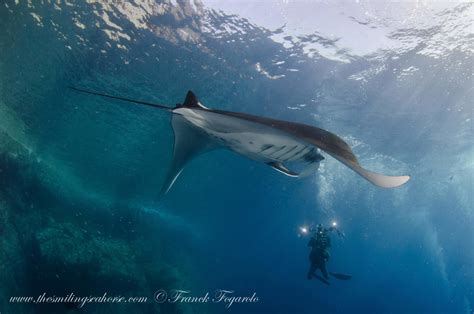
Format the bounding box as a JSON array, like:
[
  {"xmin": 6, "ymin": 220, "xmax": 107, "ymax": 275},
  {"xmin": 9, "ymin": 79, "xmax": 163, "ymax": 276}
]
[{"xmin": 307, "ymin": 232, "xmax": 331, "ymax": 280}]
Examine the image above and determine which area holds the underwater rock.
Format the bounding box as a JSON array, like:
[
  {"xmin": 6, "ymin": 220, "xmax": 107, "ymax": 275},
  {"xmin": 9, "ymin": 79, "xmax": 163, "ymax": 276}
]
[
  {"xmin": 36, "ymin": 222, "xmax": 142, "ymax": 282},
  {"xmin": 0, "ymin": 128, "xmax": 192, "ymax": 313}
]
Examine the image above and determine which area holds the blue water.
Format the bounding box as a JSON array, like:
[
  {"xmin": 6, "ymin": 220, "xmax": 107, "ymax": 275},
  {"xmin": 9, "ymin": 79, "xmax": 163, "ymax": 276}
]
[{"xmin": 0, "ymin": 1, "xmax": 472, "ymax": 314}]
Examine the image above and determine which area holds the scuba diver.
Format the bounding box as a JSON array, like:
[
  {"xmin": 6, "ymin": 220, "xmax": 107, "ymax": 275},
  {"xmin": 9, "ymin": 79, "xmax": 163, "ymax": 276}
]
[{"xmin": 304, "ymin": 222, "xmax": 351, "ymax": 285}]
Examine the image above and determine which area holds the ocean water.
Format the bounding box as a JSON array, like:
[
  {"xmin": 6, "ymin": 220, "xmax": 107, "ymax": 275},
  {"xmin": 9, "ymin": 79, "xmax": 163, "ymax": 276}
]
[{"xmin": 0, "ymin": 1, "xmax": 472, "ymax": 314}]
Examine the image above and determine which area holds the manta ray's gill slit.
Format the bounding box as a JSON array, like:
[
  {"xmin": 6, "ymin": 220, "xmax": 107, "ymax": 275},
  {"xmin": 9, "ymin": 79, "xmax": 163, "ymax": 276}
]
[
  {"xmin": 269, "ymin": 145, "xmax": 288, "ymax": 157},
  {"xmin": 286, "ymin": 146, "xmax": 310, "ymax": 161},
  {"xmin": 276, "ymin": 145, "xmax": 299, "ymax": 160},
  {"xmin": 260, "ymin": 144, "xmax": 274, "ymax": 153}
]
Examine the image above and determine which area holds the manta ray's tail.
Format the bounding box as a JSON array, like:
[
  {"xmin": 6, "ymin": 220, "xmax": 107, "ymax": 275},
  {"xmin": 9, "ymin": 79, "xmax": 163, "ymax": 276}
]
[
  {"xmin": 68, "ymin": 86, "xmax": 174, "ymax": 111},
  {"xmin": 69, "ymin": 87, "xmax": 209, "ymax": 195}
]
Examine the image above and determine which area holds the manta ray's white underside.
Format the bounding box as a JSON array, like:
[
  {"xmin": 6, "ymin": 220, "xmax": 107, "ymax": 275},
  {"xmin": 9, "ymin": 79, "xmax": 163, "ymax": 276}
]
[
  {"xmin": 162, "ymin": 102, "xmax": 409, "ymax": 194},
  {"xmin": 175, "ymin": 107, "xmax": 323, "ymax": 163}
]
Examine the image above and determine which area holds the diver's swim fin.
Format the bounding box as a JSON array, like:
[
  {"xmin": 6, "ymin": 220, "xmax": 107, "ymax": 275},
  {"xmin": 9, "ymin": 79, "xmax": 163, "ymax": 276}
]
[
  {"xmin": 329, "ymin": 272, "xmax": 352, "ymax": 280},
  {"xmin": 313, "ymin": 274, "xmax": 330, "ymax": 286}
]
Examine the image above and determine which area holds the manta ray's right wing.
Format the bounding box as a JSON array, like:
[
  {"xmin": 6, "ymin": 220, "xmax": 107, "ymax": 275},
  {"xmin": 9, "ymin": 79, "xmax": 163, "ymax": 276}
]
[
  {"xmin": 304, "ymin": 127, "xmax": 410, "ymax": 188},
  {"xmin": 211, "ymin": 109, "xmax": 410, "ymax": 189},
  {"xmin": 331, "ymin": 155, "xmax": 410, "ymax": 188}
]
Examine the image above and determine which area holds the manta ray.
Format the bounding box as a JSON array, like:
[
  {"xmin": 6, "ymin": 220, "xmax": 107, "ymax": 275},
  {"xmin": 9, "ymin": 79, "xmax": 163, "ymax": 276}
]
[{"xmin": 70, "ymin": 87, "xmax": 410, "ymax": 193}]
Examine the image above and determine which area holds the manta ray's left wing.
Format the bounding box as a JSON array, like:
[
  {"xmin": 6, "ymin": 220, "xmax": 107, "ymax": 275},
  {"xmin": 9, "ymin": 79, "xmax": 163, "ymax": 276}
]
[{"xmin": 161, "ymin": 114, "xmax": 218, "ymax": 194}]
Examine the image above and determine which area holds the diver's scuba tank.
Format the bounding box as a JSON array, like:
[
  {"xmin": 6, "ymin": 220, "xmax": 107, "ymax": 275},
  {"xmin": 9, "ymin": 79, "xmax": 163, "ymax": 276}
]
[{"xmin": 334, "ymin": 228, "xmax": 345, "ymax": 239}]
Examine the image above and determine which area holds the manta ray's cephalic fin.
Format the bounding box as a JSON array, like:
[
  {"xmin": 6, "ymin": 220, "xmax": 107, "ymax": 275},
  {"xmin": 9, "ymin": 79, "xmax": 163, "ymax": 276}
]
[
  {"xmin": 267, "ymin": 160, "xmax": 323, "ymax": 178},
  {"xmin": 267, "ymin": 162, "xmax": 299, "ymax": 177}
]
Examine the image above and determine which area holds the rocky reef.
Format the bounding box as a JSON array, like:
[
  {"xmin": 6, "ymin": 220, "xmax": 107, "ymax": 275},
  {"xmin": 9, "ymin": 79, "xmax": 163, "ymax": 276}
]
[{"xmin": 0, "ymin": 129, "xmax": 194, "ymax": 313}]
